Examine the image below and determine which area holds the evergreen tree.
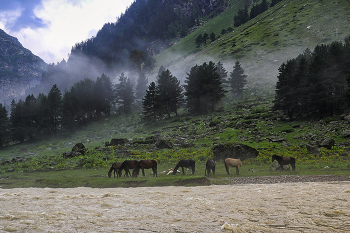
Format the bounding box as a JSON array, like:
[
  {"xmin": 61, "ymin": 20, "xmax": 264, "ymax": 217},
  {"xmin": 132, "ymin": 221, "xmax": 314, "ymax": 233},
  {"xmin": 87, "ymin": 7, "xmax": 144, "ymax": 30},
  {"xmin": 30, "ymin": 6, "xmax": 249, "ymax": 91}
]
[
  {"xmin": 157, "ymin": 69, "xmax": 183, "ymax": 117},
  {"xmin": 195, "ymin": 34, "xmax": 203, "ymax": 48},
  {"xmin": 270, "ymin": 0, "xmax": 282, "ymax": 7},
  {"xmin": 10, "ymin": 99, "xmax": 25, "ymax": 143},
  {"xmin": 210, "ymin": 32, "xmax": 216, "ymax": 42},
  {"xmin": 35, "ymin": 93, "xmax": 51, "ymax": 135},
  {"xmin": 216, "ymin": 61, "xmax": 228, "ymax": 86},
  {"xmin": 184, "ymin": 61, "xmax": 226, "ymax": 114},
  {"xmin": 129, "ymin": 50, "xmax": 147, "ymax": 75},
  {"xmin": 48, "ymin": 84, "xmax": 62, "ymax": 134},
  {"xmin": 142, "ymin": 82, "xmax": 161, "ymax": 123},
  {"xmin": 234, "ymin": 7, "xmax": 249, "ymax": 27},
  {"xmin": 0, "ymin": 104, "xmax": 8, "ymax": 148},
  {"xmin": 23, "ymin": 94, "xmax": 37, "ymax": 140},
  {"xmin": 94, "ymin": 73, "xmax": 114, "ymax": 117},
  {"xmin": 202, "ymin": 33, "xmax": 209, "ymax": 45},
  {"xmin": 115, "ymin": 73, "xmax": 134, "ymax": 114},
  {"xmin": 136, "ymin": 72, "xmax": 148, "ymax": 101},
  {"xmin": 228, "ymin": 61, "xmax": 247, "ymax": 100},
  {"xmin": 61, "ymin": 91, "xmax": 76, "ymax": 132}
]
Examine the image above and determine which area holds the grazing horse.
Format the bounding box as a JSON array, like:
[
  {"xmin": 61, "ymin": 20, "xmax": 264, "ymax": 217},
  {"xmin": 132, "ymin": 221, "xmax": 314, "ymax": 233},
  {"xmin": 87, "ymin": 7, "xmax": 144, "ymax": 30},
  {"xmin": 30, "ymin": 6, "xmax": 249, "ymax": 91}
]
[
  {"xmin": 272, "ymin": 154, "xmax": 296, "ymax": 171},
  {"xmin": 108, "ymin": 162, "xmax": 122, "ymax": 178},
  {"xmin": 224, "ymin": 158, "xmax": 242, "ymax": 175},
  {"xmin": 173, "ymin": 159, "xmax": 195, "ymax": 175},
  {"xmin": 120, "ymin": 160, "xmax": 139, "ymax": 177},
  {"xmin": 205, "ymin": 160, "xmax": 216, "ymax": 176},
  {"xmin": 132, "ymin": 160, "xmax": 158, "ymax": 178}
]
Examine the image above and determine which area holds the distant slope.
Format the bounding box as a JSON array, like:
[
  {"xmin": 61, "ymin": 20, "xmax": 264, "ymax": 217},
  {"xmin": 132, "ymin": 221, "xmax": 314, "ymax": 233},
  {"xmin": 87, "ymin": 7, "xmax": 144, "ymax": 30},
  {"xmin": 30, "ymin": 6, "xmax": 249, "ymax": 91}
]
[
  {"xmin": 0, "ymin": 29, "xmax": 47, "ymax": 103},
  {"xmin": 155, "ymin": 0, "xmax": 350, "ymax": 92}
]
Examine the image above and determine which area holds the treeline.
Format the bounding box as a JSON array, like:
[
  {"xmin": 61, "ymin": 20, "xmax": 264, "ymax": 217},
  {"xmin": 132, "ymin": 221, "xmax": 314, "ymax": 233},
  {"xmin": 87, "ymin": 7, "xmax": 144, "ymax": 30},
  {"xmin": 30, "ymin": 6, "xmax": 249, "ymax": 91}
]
[
  {"xmin": 234, "ymin": 0, "xmax": 282, "ymax": 27},
  {"xmin": 0, "ymin": 61, "xmax": 247, "ymax": 148},
  {"xmin": 274, "ymin": 36, "xmax": 350, "ymax": 119}
]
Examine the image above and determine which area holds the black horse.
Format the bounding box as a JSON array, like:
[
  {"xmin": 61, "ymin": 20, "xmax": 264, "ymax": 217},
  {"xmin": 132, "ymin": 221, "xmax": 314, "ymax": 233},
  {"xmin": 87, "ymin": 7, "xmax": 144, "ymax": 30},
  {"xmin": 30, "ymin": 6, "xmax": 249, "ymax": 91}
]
[
  {"xmin": 120, "ymin": 160, "xmax": 139, "ymax": 177},
  {"xmin": 205, "ymin": 160, "xmax": 215, "ymax": 176},
  {"xmin": 108, "ymin": 162, "xmax": 122, "ymax": 178},
  {"xmin": 272, "ymin": 154, "xmax": 296, "ymax": 171},
  {"xmin": 173, "ymin": 159, "xmax": 195, "ymax": 175}
]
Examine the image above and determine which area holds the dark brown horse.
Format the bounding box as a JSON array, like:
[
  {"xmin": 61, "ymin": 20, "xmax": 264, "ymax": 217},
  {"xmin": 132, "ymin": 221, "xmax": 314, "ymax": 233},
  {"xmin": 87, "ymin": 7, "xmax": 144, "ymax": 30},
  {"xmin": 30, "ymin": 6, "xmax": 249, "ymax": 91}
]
[
  {"xmin": 224, "ymin": 158, "xmax": 242, "ymax": 175},
  {"xmin": 108, "ymin": 162, "xmax": 122, "ymax": 178},
  {"xmin": 173, "ymin": 159, "xmax": 195, "ymax": 175},
  {"xmin": 272, "ymin": 155, "xmax": 296, "ymax": 171},
  {"xmin": 205, "ymin": 160, "xmax": 216, "ymax": 176},
  {"xmin": 132, "ymin": 160, "xmax": 158, "ymax": 177},
  {"xmin": 120, "ymin": 160, "xmax": 139, "ymax": 177}
]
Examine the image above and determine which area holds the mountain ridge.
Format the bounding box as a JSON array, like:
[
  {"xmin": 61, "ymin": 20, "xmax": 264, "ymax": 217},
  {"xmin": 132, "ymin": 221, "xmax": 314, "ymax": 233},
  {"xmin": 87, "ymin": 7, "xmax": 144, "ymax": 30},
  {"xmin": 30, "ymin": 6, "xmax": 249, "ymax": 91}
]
[{"xmin": 0, "ymin": 29, "xmax": 47, "ymax": 103}]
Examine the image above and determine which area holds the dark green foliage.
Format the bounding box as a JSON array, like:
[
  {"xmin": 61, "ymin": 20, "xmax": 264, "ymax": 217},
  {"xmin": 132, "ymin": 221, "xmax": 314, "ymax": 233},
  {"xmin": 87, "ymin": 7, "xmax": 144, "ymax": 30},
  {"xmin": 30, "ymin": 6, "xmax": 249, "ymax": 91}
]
[
  {"xmin": 142, "ymin": 82, "xmax": 161, "ymax": 123},
  {"xmin": 250, "ymin": 0, "xmax": 268, "ymax": 19},
  {"xmin": 195, "ymin": 34, "xmax": 203, "ymax": 48},
  {"xmin": 270, "ymin": 0, "xmax": 282, "ymax": 7},
  {"xmin": 48, "ymin": 84, "xmax": 62, "ymax": 134},
  {"xmin": 274, "ymin": 37, "xmax": 350, "ymax": 119},
  {"xmin": 210, "ymin": 32, "xmax": 216, "ymax": 42},
  {"xmin": 157, "ymin": 69, "xmax": 184, "ymax": 117},
  {"xmin": 136, "ymin": 72, "xmax": 149, "ymax": 101},
  {"xmin": 184, "ymin": 61, "xmax": 226, "ymax": 114},
  {"xmin": 234, "ymin": 7, "xmax": 249, "ymax": 27},
  {"xmin": 115, "ymin": 73, "xmax": 135, "ymax": 114},
  {"xmin": 0, "ymin": 104, "xmax": 8, "ymax": 148},
  {"xmin": 228, "ymin": 61, "xmax": 247, "ymax": 100}
]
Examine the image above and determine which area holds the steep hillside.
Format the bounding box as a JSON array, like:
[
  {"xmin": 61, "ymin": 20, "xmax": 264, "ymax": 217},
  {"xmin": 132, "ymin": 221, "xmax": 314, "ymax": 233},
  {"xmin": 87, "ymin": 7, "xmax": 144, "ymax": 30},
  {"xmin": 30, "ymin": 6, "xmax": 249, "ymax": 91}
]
[
  {"xmin": 0, "ymin": 29, "xmax": 47, "ymax": 103},
  {"xmin": 155, "ymin": 0, "xmax": 350, "ymax": 91}
]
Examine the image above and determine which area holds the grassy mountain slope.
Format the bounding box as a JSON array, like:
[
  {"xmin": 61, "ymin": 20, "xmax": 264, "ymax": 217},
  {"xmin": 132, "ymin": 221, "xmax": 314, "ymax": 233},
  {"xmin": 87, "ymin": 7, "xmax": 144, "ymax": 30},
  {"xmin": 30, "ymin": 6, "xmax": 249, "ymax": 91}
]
[{"xmin": 155, "ymin": 0, "xmax": 350, "ymax": 90}]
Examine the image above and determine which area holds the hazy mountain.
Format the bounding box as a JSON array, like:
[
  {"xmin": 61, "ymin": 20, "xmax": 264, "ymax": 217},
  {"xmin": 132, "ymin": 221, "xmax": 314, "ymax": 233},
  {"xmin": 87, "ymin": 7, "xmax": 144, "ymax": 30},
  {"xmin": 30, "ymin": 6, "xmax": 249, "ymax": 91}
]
[{"xmin": 0, "ymin": 29, "xmax": 47, "ymax": 104}]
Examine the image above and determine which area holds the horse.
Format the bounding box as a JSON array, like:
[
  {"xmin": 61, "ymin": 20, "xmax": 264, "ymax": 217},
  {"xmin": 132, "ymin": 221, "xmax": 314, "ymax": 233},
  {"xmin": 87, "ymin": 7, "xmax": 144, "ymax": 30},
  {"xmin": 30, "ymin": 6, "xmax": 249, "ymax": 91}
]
[
  {"xmin": 205, "ymin": 160, "xmax": 216, "ymax": 176},
  {"xmin": 173, "ymin": 159, "xmax": 195, "ymax": 175},
  {"xmin": 120, "ymin": 160, "xmax": 139, "ymax": 177},
  {"xmin": 224, "ymin": 158, "xmax": 242, "ymax": 175},
  {"xmin": 107, "ymin": 162, "xmax": 122, "ymax": 178},
  {"xmin": 272, "ymin": 154, "xmax": 296, "ymax": 171},
  {"xmin": 132, "ymin": 160, "xmax": 158, "ymax": 178}
]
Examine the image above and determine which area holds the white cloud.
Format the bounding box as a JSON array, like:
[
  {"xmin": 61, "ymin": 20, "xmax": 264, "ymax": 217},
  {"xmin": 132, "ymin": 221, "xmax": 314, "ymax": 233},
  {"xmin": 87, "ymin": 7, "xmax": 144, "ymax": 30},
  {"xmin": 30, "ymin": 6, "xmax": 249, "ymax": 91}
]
[{"xmin": 3, "ymin": 0, "xmax": 133, "ymax": 64}]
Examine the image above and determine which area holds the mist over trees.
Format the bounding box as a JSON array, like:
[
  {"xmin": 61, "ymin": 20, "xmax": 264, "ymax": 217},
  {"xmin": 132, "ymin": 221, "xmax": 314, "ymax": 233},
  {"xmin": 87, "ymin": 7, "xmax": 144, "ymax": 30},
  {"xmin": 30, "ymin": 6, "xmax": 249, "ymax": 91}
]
[{"xmin": 274, "ymin": 36, "xmax": 350, "ymax": 119}]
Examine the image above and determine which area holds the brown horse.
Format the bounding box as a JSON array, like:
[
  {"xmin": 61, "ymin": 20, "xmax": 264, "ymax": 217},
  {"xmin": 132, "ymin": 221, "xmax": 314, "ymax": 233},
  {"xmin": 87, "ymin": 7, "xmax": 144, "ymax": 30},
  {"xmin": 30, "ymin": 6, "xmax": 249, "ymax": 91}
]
[
  {"xmin": 132, "ymin": 160, "xmax": 158, "ymax": 177},
  {"xmin": 224, "ymin": 158, "xmax": 242, "ymax": 175},
  {"xmin": 120, "ymin": 160, "xmax": 139, "ymax": 177},
  {"xmin": 172, "ymin": 159, "xmax": 195, "ymax": 175},
  {"xmin": 108, "ymin": 162, "xmax": 122, "ymax": 178},
  {"xmin": 205, "ymin": 160, "xmax": 216, "ymax": 176},
  {"xmin": 272, "ymin": 154, "xmax": 296, "ymax": 171}
]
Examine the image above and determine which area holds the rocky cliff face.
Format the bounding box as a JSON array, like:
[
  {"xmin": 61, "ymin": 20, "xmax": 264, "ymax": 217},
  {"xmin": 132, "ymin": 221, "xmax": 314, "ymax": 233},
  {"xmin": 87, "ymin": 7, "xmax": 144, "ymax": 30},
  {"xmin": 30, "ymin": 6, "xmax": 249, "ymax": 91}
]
[{"xmin": 0, "ymin": 29, "xmax": 47, "ymax": 103}]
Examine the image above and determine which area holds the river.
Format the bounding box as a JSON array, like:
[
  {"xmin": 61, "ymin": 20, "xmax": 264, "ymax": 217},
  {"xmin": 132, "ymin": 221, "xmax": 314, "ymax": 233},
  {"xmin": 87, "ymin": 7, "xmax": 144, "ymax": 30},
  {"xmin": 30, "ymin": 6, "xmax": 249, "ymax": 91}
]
[{"xmin": 1, "ymin": 181, "xmax": 349, "ymax": 232}]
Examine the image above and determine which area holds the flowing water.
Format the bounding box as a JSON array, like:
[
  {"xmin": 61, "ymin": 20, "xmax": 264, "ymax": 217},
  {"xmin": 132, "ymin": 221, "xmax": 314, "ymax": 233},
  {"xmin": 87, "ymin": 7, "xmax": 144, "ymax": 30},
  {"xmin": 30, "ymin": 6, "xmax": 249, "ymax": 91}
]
[{"xmin": 1, "ymin": 181, "xmax": 349, "ymax": 232}]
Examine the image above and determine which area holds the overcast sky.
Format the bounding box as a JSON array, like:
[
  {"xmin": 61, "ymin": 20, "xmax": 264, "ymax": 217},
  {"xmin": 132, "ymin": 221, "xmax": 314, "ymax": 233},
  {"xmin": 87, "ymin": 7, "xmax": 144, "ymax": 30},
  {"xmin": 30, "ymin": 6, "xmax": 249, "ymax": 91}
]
[{"xmin": 0, "ymin": 0, "xmax": 134, "ymax": 64}]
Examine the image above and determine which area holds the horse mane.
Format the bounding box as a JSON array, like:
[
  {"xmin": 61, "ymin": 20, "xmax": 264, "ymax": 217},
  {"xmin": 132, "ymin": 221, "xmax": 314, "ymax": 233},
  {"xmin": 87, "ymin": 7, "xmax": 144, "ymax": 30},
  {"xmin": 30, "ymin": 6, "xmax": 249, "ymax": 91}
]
[{"xmin": 272, "ymin": 154, "xmax": 283, "ymax": 159}]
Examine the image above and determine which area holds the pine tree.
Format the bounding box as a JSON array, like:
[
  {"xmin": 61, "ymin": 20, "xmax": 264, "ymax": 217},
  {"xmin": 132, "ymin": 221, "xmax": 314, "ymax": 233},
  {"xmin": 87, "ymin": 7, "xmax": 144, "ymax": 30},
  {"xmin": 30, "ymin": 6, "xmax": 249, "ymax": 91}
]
[
  {"xmin": 136, "ymin": 72, "xmax": 148, "ymax": 101},
  {"xmin": 210, "ymin": 32, "xmax": 216, "ymax": 42},
  {"xmin": 0, "ymin": 104, "xmax": 8, "ymax": 148},
  {"xmin": 202, "ymin": 33, "xmax": 209, "ymax": 45},
  {"xmin": 94, "ymin": 73, "xmax": 114, "ymax": 117},
  {"xmin": 195, "ymin": 34, "xmax": 203, "ymax": 48},
  {"xmin": 48, "ymin": 84, "xmax": 62, "ymax": 134},
  {"xmin": 229, "ymin": 61, "xmax": 247, "ymax": 100},
  {"xmin": 184, "ymin": 61, "xmax": 226, "ymax": 113},
  {"xmin": 142, "ymin": 82, "xmax": 160, "ymax": 123},
  {"xmin": 157, "ymin": 69, "xmax": 183, "ymax": 117},
  {"xmin": 216, "ymin": 61, "xmax": 228, "ymax": 87},
  {"xmin": 115, "ymin": 73, "xmax": 135, "ymax": 114},
  {"xmin": 10, "ymin": 99, "xmax": 25, "ymax": 143}
]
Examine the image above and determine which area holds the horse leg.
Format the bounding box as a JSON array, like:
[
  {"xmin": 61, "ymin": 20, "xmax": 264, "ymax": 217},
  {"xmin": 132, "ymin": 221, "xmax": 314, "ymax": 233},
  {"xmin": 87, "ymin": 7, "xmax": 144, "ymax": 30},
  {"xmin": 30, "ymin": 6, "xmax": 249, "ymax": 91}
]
[
  {"xmin": 225, "ymin": 163, "xmax": 230, "ymax": 175},
  {"xmin": 142, "ymin": 168, "xmax": 145, "ymax": 176},
  {"xmin": 182, "ymin": 167, "xmax": 185, "ymax": 175},
  {"xmin": 236, "ymin": 166, "xmax": 239, "ymax": 175},
  {"xmin": 212, "ymin": 167, "xmax": 215, "ymax": 175},
  {"xmin": 192, "ymin": 165, "xmax": 195, "ymax": 174}
]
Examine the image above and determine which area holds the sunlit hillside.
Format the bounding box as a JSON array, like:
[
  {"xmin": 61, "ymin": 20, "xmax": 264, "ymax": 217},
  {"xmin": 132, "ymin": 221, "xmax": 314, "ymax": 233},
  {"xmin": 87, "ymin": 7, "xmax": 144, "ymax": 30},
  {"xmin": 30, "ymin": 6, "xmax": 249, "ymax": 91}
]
[{"xmin": 155, "ymin": 0, "xmax": 350, "ymax": 92}]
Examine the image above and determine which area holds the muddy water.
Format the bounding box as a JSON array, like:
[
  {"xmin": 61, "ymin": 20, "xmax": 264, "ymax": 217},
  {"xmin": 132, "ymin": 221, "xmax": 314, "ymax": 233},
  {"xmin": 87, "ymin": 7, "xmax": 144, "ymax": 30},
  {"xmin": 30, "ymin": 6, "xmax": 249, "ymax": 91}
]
[{"xmin": 1, "ymin": 182, "xmax": 349, "ymax": 232}]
